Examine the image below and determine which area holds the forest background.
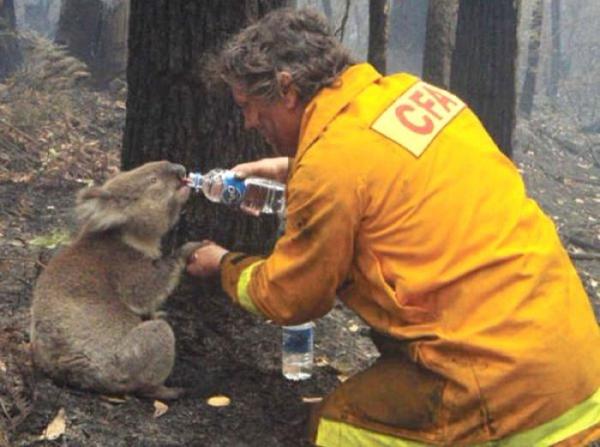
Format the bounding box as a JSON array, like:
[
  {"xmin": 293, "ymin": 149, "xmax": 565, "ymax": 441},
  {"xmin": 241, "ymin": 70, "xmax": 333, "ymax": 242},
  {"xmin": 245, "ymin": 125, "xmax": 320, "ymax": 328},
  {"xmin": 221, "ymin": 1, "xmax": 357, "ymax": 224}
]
[{"xmin": 0, "ymin": 0, "xmax": 599, "ymax": 446}]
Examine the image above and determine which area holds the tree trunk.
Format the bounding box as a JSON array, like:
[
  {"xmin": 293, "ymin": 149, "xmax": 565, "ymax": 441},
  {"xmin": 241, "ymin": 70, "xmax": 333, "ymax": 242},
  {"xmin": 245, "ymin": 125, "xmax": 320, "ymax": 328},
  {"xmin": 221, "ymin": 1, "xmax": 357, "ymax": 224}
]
[
  {"xmin": 367, "ymin": 0, "xmax": 388, "ymax": 74},
  {"xmin": 55, "ymin": 0, "xmax": 129, "ymax": 85},
  {"xmin": 421, "ymin": 0, "xmax": 458, "ymax": 89},
  {"xmin": 547, "ymin": 0, "xmax": 561, "ymax": 99},
  {"xmin": 93, "ymin": 0, "xmax": 129, "ymax": 85},
  {"xmin": 519, "ymin": 0, "xmax": 543, "ymax": 118},
  {"xmin": 387, "ymin": 0, "xmax": 428, "ymax": 76},
  {"xmin": 55, "ymin": 0, "xmax": 102, "ymax": 63},
  {"xmin": 450, "ymin": 0, "xmax": 518, "ymax": 159},
  {"xmin": 23, "ymin": 0, "xmax": 51, "ymax": 36},
  {"xmin": 321, "ymin": 0, "xmax": 332, "ymax": 21},
  {"xmin": 0, "ymin": 0, "xmax": 22, "ymax": 81},
  {"xmin": 123, "ymin": 0, "xmax": 286, "ymax": 256}
]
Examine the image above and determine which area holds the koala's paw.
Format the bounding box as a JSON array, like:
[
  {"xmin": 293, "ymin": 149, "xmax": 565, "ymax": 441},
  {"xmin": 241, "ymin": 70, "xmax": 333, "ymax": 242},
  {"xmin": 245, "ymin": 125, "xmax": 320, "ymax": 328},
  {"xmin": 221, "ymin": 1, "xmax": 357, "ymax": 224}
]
[
  {"xmin": 138, "ymin": 385, "xmax": 186, "ymax": 401},
  {"xmin": 177, "ymin": 241, "xmax": 207, "ymax": 261}
]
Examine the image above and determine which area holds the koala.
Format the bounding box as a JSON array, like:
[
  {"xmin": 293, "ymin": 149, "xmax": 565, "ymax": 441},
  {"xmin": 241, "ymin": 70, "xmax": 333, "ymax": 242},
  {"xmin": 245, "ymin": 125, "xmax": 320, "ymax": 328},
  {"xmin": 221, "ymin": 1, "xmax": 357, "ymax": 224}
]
[{"xmin": 31, "ymin": 161, "xmax": 202, "ymax": 400}]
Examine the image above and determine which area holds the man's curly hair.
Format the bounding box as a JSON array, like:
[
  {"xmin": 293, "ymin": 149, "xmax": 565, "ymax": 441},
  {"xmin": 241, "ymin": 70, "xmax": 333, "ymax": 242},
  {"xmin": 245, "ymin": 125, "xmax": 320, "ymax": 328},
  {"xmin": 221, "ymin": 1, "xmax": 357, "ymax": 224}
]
[{"xmin": 207, "ymin": 7, "xmax": 355, "ymax": 103}]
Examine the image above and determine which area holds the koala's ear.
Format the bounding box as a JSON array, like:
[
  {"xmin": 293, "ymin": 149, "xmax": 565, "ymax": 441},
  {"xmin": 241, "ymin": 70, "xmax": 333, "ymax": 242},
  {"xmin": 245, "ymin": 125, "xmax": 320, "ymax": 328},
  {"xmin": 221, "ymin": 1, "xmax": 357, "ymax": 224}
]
[{"xmin": 76, "ymin": 187, "xmax": 127, "ymax": 233}]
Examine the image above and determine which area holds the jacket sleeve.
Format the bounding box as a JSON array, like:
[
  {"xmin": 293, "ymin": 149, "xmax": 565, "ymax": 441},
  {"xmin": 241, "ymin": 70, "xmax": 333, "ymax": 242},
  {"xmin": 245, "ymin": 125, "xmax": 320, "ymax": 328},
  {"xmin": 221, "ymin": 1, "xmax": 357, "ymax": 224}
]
[{"xmin": 221, "ymin": 152, "xmax": 362, "ymax": 325}]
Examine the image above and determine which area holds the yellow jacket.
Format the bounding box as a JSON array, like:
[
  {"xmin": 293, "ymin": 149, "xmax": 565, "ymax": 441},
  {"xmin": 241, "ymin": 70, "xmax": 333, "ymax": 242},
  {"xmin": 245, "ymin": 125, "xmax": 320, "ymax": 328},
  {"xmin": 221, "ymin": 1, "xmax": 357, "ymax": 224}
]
[{"xmin": 221, "ymin": 64, "xmax": 600, "ymax": 444}]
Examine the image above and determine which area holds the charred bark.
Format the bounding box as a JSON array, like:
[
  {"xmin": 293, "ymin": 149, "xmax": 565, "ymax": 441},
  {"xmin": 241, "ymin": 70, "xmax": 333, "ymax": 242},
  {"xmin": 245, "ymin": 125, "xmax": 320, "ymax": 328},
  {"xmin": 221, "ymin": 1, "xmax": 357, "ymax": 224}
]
[
  {"xmin": 367, "ymin": 0, "xmax": 388, "ymax": 74},
  {"xmin": 547, "ymin": 0, "xmax": 561, "ymax": 99},
  {"xmin": 123, "ymin": 0, "xmax": 286, "ymax": 256},
  {"xmin": 422, "ymin": 0, "xmax": 458, "ymax": 89},
  {"xmin": 450, "ymin": 0, "xmax": 518, "ymax": 159},
  {"xmin": 0, "ymin": 0, "xmax": 22, "ymax": 81},
  {"xmin": 519, "ymin": 0, "xmax": 543, "ymax": 118},
  {"xmin": 55, "ymin": 0, "xmax": 129, "ymax": 85}
]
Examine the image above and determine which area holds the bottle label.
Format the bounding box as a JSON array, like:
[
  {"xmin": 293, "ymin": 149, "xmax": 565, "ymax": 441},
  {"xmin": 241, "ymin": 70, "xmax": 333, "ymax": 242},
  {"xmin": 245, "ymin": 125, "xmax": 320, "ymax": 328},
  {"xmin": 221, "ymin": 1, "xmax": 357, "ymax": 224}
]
[
  {"xmin": 221, "ymin": 174, "xmax": 246, "ymax": 206},
  {"xmin": 282, "ymin": 326, "xmax": 314, "ymax": 354}
]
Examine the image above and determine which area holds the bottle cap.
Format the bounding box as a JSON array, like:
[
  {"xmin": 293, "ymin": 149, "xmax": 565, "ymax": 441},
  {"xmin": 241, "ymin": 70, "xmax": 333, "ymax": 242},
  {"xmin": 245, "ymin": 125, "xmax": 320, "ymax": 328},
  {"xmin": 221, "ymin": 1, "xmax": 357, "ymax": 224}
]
[{"xmin": 188, "ymin": 173, "xmax": 203, "ymax": 191}]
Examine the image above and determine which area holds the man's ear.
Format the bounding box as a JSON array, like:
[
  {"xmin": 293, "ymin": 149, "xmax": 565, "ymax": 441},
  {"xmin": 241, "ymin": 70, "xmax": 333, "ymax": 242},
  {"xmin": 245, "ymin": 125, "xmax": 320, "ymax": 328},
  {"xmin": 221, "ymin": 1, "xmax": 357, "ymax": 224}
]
[{"xmin": 277, "ymin": 71, "xmax": 300, "ymax": 109}]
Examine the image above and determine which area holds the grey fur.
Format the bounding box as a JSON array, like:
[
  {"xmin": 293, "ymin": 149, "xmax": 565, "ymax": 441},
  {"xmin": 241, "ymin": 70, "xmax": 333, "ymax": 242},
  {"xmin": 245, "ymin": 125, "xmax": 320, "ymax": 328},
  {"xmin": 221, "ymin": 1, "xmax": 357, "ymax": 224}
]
[{"xmin": 31, "ymin": 161, "xmax": 202, "ymax": 400}]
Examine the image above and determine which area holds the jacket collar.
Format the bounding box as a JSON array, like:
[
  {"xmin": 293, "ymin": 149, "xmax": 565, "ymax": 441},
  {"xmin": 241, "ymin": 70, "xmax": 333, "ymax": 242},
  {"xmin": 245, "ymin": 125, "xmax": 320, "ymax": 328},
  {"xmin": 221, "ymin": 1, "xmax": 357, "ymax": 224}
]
[{"xmin": 295, "ymin": 63, "xmax": 382, "ymax": 164}]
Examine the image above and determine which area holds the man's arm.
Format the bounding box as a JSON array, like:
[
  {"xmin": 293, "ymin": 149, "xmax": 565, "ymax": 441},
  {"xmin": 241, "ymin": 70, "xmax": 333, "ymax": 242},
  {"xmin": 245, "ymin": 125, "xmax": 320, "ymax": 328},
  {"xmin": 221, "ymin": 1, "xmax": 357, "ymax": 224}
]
[
  {"xmin": 231, "ymin": 157, "xmax": 291, "ymax": 183},
  {"xmin": 218, "ymin": 154, "xmax": 362, "ymax": 325}
]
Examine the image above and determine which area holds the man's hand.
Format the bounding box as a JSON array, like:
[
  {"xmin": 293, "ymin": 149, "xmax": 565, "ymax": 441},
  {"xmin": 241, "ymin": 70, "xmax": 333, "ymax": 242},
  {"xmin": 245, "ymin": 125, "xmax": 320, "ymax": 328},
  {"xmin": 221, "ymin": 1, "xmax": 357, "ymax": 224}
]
[
  {"xmin": 231, "ymin": 157, "xmax": 290, "ymax": 183},
  {"xmin": 186, "ymin": 241, "xmax": 229, "ymax": 277}
]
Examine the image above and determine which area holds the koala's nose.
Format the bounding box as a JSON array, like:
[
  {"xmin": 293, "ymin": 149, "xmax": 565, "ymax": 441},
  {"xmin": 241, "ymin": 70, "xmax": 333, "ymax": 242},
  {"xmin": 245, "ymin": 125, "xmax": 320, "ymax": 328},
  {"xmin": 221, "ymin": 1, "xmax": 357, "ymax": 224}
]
[{"xmin": 170, "ymin": 163, "xmax": 186, "ymax": 179}]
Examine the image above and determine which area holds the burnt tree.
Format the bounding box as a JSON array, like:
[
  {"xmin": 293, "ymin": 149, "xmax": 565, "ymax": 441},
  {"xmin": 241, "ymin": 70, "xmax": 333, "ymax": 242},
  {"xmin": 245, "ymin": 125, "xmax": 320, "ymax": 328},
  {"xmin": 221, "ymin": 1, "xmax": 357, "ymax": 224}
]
[
  {"xmin": 0, "ymin": 0, "xmax": 22, "ymax": 81},
  {"xmin": 450, "ymin": 0, "xmax": 518, "ymax": 159},
  {"xmin": 367, "ymin": 0, "xmax": 388, "ymax": 74},
  {"xmin": 519, "ymin": 0, "xmax": 543, "ymax": 118},
  {"xmin": 123, "ymin": 1, "xmax": 286, "ymax": 256},
  {"xmin": 547, "ymin": 0, "xmax": 561, "ymax": 99},
  {"xmin": 387, "ymin": 0, "xmax": 428, "ymax": 76},
  {"xmin": 23, "ymin": 0, "xmax": 52, "ymax": 37},
  {"xmin": 422, "ymin": 0, "xmax": 458, "ymax": 88},
  {"xmin": 55, "ymin": 0, "xmax": 129, "ymax": 85},
  {"xmin": 321, "ymin": 0, "xmax": 332, "ymax": 21}
]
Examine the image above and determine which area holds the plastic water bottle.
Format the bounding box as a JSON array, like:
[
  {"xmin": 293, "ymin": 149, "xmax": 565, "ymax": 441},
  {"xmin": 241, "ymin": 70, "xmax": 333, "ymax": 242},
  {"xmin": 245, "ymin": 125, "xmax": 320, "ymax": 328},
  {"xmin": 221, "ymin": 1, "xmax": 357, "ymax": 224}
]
[
  {"xmin": 188, "ymin": 169, "xmax": 285, "ymax": 216},
  {"xmin": 282, "ymin": 322, "xmax": 314, "ymax": 381}
]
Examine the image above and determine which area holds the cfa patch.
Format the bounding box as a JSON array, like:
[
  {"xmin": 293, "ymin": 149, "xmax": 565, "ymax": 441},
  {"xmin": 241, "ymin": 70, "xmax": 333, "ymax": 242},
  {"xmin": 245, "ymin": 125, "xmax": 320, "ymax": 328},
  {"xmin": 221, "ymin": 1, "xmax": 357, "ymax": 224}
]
[{"xmin": 371, "ymin": 80, "xmax": 466, "ymax": 158}]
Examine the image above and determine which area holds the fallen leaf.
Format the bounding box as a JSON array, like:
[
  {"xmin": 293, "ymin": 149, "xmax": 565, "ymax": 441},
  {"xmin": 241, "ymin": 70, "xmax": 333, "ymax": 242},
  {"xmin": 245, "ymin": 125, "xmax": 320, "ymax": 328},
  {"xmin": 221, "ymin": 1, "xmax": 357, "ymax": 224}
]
[
  {"xmin": 114, "ymin": 100, "xmax": 126, "ymax": 110},
  {"xmin": 100, "ymin": 395, "xmax": 127, "ymax": 404},
  {"xmin": 153, "ymin": 400, "xmax": 169, "ymax": 418},
  {"xmin": 302, "ymin": 396, "xmax": 323, "ymax": 404},
  {"xmin": 29, "ymin": 229, "xmax": 71, "ymax": 249},
  {"xmin": 39, "ymin": 408, "xmax": 66, "ymax": 441},
  {"xmin": 337, "ymin": 374, "xmax": 349, "ymax": 383},
  {"xmin": 13, "ymin": 173, "xmax": 33, "ymax": 183},
  {"xmin": 207, "ymin": 395, "xmax": 231, "ymax": 407},
  {"xmin": 315, "ymin": 356, "xmax": 329, "ymax": 367}
]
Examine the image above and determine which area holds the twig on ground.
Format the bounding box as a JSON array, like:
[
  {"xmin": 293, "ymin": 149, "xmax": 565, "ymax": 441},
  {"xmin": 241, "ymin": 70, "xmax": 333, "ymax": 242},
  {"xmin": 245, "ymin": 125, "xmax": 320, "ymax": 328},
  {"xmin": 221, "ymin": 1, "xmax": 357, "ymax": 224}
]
[
  {"xmin": 568, "ymin": 251, "xmax": 600, "ymax": 261},
  {"xmin": 0, "ymin": 396, "xmax": 11, "ymax": 421},
  {"xmin": 566, "ymin": 235, "xmax": 600, "ymax": 252},
  {"xmin": 0, "ymin": 119, "xmax": 38, "ymax": 147},
  {"xmin": 0, "ymin": 134, "xmax": 23, "ymax": 153}
]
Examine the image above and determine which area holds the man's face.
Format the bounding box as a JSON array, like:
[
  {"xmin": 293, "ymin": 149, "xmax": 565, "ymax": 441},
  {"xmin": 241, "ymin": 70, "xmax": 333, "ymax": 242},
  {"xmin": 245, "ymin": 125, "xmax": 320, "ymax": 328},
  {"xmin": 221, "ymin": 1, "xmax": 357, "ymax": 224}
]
[{"xmin": 232, "ymin": 84, "xmax": 302, "ymax": 157}]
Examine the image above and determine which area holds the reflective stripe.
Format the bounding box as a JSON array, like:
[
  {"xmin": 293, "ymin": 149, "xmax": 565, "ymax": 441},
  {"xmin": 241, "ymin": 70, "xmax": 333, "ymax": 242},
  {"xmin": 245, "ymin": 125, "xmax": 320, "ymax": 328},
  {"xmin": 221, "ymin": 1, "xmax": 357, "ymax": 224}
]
[
  {"xmin": 316, "ymin": 387, "xmax": 600, "ymax": 447},
  {"xmin": 316, "ymin": 418, "xmax": 430, "ymax": 446},
  {"xmin": 496, "ymin": 387, "xmax": 600, "ymax": 447},
  {"xmin": 237, "ymin": 261, "xmax": 263, "ymax": 316}
]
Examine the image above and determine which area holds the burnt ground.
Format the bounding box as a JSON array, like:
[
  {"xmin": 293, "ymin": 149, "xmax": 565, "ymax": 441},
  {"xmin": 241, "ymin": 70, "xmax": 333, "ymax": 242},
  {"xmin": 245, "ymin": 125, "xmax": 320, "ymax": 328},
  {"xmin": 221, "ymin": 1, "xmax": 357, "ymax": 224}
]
[{"xmin": 0, "ymin": 49, "xmax": 599, "ymax": 447}]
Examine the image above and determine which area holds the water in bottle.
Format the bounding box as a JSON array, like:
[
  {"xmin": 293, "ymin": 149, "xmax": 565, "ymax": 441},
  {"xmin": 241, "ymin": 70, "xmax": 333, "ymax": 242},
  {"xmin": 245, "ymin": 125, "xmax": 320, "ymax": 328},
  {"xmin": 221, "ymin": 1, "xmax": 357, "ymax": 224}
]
[
  {"xmin": 242, "ymin": 177, "xmax": 285, "ymax": 216},
  {"xmin": 282, "ymin": 322, "xmax": 314, "ymax": 381},
  {"xmin": 188, "ymin": 169, "xmax": 285, "ymax": 216}
]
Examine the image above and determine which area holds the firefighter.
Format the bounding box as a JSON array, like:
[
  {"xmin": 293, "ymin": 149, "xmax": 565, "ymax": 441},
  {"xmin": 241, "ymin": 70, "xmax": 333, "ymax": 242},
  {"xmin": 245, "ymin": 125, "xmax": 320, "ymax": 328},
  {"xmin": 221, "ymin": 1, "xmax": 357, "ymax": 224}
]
[{"xmin": 187, "ymin": 7, "xmax": 600, "ymax": 446}]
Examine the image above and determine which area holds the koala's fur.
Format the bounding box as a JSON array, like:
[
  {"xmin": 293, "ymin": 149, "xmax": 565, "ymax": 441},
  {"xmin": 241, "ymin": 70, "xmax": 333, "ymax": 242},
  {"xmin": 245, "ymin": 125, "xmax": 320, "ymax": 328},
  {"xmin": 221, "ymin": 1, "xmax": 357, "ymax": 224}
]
[{"xmin": 31, "ymin": 161, "xmax": 202, "ymax": 400}]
